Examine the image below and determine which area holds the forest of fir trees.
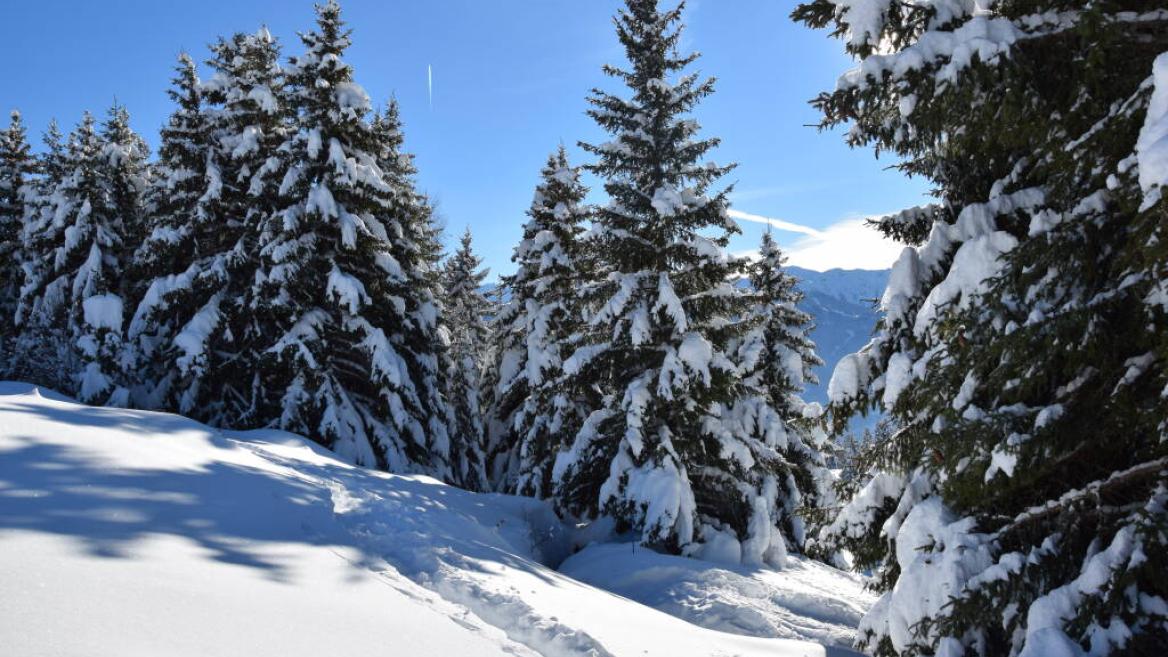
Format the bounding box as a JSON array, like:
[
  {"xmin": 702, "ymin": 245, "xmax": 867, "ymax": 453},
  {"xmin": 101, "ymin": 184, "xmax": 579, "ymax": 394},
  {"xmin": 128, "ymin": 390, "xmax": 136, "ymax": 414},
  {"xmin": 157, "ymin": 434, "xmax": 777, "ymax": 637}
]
[
  {"xmin": 3, "ymin": 0, "xmax": 1167, "ymax": 654},
  {"xmin": 0, "ymin": 0, "xmax": 832, "ymax": 570}
]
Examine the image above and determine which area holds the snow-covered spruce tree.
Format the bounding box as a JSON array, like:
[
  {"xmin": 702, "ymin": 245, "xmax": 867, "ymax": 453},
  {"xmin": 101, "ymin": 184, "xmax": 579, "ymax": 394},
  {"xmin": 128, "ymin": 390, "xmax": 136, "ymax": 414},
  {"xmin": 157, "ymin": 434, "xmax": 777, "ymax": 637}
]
[
  {"xmin": 101, "ymin": 105, "xmax": 150, "ymax": 308},
  {"xmin": 555, "ymin": 0, "xmax": 823, "ymax": 563},
  {"xmin": 129, "ymin": 30, "xmax": 287, "ymax": 420},
  {"xmin": 486, "ymin": 146, "xmax": 590, "ymax": 494},
  {"xmin": 441, "ymin": 228, "xmax": 491, "ymax": 490},
  {"xmin": 124, "ymin": 53, "xmax": 215, "ymax": 407},
  {"xmin": 252, "ymin": 0, "xmax": 453, "ymax": 475},
  {"xmin": 736, "ymin": 230, "xmax": 831, "ymax": 550},
  {"xmin": 16, "ymin": 109, "xmax": 146, "ymax": 403},
  {"xmin": 744, "ymin": 231, "xmax": 822, "ymax": 424},
  {"xmin": 0, "ymin": 110, "xmax": 34, "ymax": 372},
  {"xmin": 794, "ymin": 1, "xmax": 1168, "ymax": 654},
  {"xmin": 367, "ymin": 99, "xmax": 454, "ymax": 478},
  {"xmin": 10, "ymin": 120, "xmax": 69, "ymax": 386}
]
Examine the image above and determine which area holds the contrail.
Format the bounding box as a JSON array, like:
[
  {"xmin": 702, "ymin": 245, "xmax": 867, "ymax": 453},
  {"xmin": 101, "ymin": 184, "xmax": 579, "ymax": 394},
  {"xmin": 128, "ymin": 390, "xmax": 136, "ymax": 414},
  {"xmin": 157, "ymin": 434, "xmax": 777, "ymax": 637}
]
[
  {"xmin": 727, "ymin": 209, "xmax": 825, "ymax": 238},
  {"xmin": 427, "ymin": 65, "xmax": 433, "ymax": 109}
]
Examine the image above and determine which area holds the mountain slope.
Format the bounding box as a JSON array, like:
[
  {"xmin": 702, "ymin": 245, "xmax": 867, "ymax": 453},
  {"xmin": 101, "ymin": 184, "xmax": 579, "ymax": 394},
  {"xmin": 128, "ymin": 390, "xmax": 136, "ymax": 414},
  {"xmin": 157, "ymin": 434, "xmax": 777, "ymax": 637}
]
[
  {"xmin": 787, "ymin": 267, "xmax": 887, "ymax": 406},
  {"xmin": 0, "ymin": 382, "xmax": 851, "ymax": 657}
]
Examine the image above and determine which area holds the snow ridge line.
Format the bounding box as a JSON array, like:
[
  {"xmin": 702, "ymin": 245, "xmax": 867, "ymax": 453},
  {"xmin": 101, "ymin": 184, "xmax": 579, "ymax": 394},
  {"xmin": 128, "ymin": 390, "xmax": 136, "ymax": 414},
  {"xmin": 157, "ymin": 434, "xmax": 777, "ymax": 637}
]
[{"xmin": 320, "ymin": 480, "xmax": 616, "ymax": 657}]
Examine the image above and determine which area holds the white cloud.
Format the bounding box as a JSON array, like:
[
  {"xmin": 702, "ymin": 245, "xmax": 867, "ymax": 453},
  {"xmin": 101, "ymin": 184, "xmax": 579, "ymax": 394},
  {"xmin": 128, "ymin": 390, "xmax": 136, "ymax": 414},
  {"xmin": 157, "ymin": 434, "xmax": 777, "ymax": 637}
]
[
  {"xmin": 727, "ymin": 209, "xmax": 824, "ymax": 237},
  {"xmin": 733, "ymin": 211, "xmax": 905, "ymax": 271}
]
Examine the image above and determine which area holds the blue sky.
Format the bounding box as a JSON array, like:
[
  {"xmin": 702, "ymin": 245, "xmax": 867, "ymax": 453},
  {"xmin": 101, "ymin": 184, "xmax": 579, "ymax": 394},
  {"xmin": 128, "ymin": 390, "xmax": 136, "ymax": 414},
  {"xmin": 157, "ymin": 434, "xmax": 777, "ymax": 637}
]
[{"xmin": 0, "ymin": 0, "xmax": 930, "ymax": 276}]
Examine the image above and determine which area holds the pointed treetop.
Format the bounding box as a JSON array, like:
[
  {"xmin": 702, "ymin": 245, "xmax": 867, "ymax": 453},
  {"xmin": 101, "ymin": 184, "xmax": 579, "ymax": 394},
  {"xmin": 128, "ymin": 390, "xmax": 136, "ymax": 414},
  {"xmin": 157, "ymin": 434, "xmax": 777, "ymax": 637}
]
[
  {"xmin": 168, "ymin": 53, "xmax": 202, "ymax": 110},
  {"xmin": 610, "ymin": 0, "xmax": 695, "ymax": 82},
  {"xmin": 73, "ymin": 111, "xmax": 98, "ymax": 144},
  {"xmin": 456, "ymin": 227, "xmax": 476, "ymax": 258},
  {"xmin": 100, "ymin": 103, "xmax": 148, "ymax": 163},
  {"xmin": 44, "ymin": 118, "xmax": 62, "ymax": 147},
  {"xmin": 1, "ymin": 110, "xmax": 31, "ymax": 163},
  {"xmin": 2, "ymin": 111, "xmax": 28, "ymax": 149},
  {"xmin": 103, "ymin": 103, "xmax": 133, "ymax": 139},
  {"xmin": 551, "ymin": 143, "xmax": 570, "ymax": 169},
  {"xmin": 301, "ymin": 0, "xmax": 352, "ymax": 62},
  {"xmin": 373, "ymin": 99, "xmax": 405, "ymax": 153},
  {"xmin": 447, "ymin": 228, "xmax": 489, "ymax": 284},
  {"xmin": 758, "ymin": 229, "xmax": 782, "ymax": 263}
]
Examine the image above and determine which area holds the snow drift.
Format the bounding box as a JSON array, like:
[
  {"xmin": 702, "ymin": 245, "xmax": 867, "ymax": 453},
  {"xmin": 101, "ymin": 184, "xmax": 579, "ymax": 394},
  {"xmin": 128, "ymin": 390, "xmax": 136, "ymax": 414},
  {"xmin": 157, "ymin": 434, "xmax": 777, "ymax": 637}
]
[{"xmin": 0, "ymin": 382, "xmax": 863, "ymax": 657}]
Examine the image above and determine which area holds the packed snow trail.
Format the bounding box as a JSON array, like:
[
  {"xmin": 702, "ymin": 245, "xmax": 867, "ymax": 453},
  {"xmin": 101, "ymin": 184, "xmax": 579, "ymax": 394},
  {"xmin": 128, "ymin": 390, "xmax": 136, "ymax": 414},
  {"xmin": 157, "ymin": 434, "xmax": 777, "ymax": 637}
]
[{"xmin": 0, "ymin": 383, "xmax": 849, "ymax": 657}]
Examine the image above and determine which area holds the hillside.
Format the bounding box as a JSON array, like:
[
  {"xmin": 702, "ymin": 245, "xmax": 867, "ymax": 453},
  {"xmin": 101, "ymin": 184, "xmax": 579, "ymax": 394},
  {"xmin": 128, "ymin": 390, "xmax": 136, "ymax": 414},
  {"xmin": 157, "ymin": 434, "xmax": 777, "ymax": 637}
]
[{"xmin": 0, "ymin": 383, "xmax": 869, "ymax": 657}]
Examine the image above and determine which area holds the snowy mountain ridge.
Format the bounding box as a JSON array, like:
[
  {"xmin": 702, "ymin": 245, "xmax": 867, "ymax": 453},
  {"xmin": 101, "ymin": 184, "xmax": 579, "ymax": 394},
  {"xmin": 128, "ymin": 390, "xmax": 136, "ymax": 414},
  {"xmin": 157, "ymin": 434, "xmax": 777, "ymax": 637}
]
[
  {"xmin": 786, "ymin": 267, "xmax": 888, "ymax": 309},
  {"xmin": 788, "ymin": 267, "xmax": 887, "ymax": 406}
]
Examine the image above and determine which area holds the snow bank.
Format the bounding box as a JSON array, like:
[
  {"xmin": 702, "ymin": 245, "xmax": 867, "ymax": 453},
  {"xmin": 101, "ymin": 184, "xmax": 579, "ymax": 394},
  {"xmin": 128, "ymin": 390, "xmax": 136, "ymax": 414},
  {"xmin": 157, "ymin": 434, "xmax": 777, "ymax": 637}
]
[
  {"xmin": 561, "ymin": 543, "xmax": 875, "ymax": 649},
  {"xmin": 0, "ymin": 382, "xmax": 833, "ymax": 657}
]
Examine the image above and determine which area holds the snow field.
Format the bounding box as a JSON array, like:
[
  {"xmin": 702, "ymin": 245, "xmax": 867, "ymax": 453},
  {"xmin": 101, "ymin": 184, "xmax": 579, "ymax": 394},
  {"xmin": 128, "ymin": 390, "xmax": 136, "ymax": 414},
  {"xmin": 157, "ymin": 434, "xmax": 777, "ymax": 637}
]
[{"xmin": 0, "ymin": 383, "xmax": 863, "ymax": 657}]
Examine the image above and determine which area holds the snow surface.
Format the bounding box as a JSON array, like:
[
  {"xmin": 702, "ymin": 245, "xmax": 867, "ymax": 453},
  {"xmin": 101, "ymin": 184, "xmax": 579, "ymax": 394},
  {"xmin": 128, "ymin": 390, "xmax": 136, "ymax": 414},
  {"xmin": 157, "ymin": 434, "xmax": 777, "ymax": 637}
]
[
  {"xmin": 561, "ymin": 543, "xmax": 875, "ymax": 650},
  {"xmin": 0, "ymin": 382, "xmax": 855, "ymax": 657},
  {"xmin": 81, "ymin": 293, "xmax": 123, "ymax": 331},
  {"xmin": 1137, "ymin": 52, "xmax": 1168, "ymax": 207}
]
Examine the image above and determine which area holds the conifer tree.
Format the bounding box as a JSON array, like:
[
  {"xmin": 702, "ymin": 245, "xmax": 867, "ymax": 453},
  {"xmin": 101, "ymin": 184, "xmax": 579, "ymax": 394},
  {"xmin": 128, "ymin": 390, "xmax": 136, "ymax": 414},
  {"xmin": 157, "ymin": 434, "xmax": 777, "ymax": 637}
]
[
  {"xmin": 129, "ymin": 30, "xmax": 287, "ymax": 420},
  {"xmin": 38, "ymin": 119, "xmax": 67, "ymax": 183},
  {"xmin": 556, "ymin": 0, "xmax": 824, "ymax": 563},
  {"xmin": 253, "ymin": 0, "xmax": 453, "ymax": 475},
  {"xmin": 99, "ymin": 104, "xmax": 150, "ymax": 406},
  {"xmin": 133, "ymin": 55, "xmax": 209, "ymax": 286},
  {"xmin": 368, "ymin": 99, "xmax": 454, "ymax": 479},
  {"xmin": 125, "ymin": 53, "xmax": 216, "ymax": 407},
  {"xmin": 736, "ymin": 231, "xmax": 830, "ymax": 550},
  {"xmin": 16, "ymin": 109, "xmax": 146, "ymax": 403},
  {"xmin": 441, "ymin": 228, "xmax": 491, "ymax": 490},
  {"xmin": 10, "ymin": 121, "xmax": 69, "ymax": 385},
  {"xmin": 743, "ymin": 231, "xmax": 821, "ymax": 421},
  {"xmin": 101, "ymin": 104, "xmax": 150, "ymax": 292},
  {"xmin": 795, "ymin": 1, "xmax": 1168, "ymax": 654},
  {"xmin": 486, "ymin": 147, "xmax": 589, "ymax": 494},
  {"xmin": 0, "ymin": 111, "xmax": 34, "ymax": 371}
]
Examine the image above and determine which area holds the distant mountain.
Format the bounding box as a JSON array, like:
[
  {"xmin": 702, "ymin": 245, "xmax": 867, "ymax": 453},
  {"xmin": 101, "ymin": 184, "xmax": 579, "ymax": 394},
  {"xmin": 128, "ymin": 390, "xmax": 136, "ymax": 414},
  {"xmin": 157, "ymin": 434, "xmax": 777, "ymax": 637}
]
[{"xmin": 787, "ymin": 267, "xmax": 888, "ymax": 406}]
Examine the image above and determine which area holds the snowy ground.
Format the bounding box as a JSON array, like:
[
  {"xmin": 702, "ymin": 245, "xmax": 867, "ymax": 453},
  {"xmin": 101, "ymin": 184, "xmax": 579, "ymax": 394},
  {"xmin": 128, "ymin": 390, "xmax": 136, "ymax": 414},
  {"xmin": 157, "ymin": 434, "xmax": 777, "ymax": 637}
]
[
  {"xmin": 0, "ymin": 382, "xmax": 868, "ymax": 656},
  {"xmin": 561, "ymin": 544, "xmax": 875, "ymax": 648}
]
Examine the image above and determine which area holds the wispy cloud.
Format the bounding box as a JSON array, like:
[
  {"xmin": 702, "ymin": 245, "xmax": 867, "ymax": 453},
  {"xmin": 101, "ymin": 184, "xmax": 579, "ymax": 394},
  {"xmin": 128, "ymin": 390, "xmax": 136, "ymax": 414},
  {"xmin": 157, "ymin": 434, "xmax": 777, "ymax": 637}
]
[{"xmin": 727, "ymin": 209, "xmax": 824, "ymax": 238}]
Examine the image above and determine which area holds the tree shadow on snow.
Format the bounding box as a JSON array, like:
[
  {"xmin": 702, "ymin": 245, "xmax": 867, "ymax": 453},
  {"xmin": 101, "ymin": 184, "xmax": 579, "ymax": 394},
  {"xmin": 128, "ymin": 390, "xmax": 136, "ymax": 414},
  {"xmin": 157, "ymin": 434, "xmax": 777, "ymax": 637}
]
[
  {"xmin": 0, "ymin": 395, "xmax": 568, "ymax": 591},
  {"xmin": 0, "ymin": 434, "xmax": 339, "ymax": 582}
]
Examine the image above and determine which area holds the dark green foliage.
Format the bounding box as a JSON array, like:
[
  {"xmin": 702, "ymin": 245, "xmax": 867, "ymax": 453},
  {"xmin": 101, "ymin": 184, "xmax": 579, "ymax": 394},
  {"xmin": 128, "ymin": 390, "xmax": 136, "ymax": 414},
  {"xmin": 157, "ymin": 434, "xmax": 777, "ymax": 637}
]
[
  {"xmin": 0, "ymin": 111, "xmax": 34, "ymax": 371},
  {"xmin": 442, "ymin": 228, "xmax": 491, "ymax": 490},
  {"xmin": 795, "ymin": 0, "xmax": 1168, "ymax": 653},
  {"xmin": 14, "ymin": 108, "xmax": 147, "ymax": 403},
  {"xmin": 127, "ymin": 31, "xmax": 287, "ymax": 421}
]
